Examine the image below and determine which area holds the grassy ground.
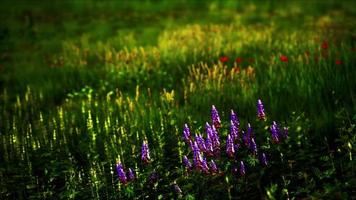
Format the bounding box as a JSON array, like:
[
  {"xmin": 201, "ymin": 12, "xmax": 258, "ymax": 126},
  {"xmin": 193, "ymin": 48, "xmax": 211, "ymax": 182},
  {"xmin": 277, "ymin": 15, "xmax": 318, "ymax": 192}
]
[{"xmin": 0, "ymin": 0, "xmax": 355, "ymax": 199}]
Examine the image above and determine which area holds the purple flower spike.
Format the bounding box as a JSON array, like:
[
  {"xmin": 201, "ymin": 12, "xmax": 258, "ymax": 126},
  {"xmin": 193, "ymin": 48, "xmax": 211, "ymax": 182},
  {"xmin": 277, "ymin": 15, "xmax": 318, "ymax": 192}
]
[
  {"xmin": 201, "ymin": 157, "xmax": 210, "ymax": 173},
  {"xmin": 211, "ymin": 125, "xmax": 221, "ymax": 148},
  {"xmin": 257, "ymin": 99, "xmax": 266, "ymax": 121},
  {"xmin": 211, "ymin": 105, "xmax": 221, "ymax": 128},
  {"xmin": 270, "ymin": 121, "xmax": 280, "ymax": 143},
  {"xmin": 210, "ymin": 160, "xmax": 218, "ymax": 174},
  {"xmin": 242, "ymin": 131, "xmax": 250, "ymax": 147},
  {"xmin": 230, "ymin": 120, "xmax": 239, "ymax": 141},
  {"xmin": 127, "ymin": 168, "xmax": 135, "ymax": 181},
  {"xmin": 183, "ymin": 124, "xmax": 191, "ymax": 143},
  {"xmin": 230, "ymin": 109, "xmax": 240, "ymax": 127},
  {"xmin": 247, "ymin": 123, "xmax": 253, "ymax": 138},
  {"xmin": 240, "ymin": 161, "xmax": 246, "ymax": 176},
  {"xmin": 141, "ymin": 140, "xmax": 151, "ymax": 164},
  {"xmin": 196, "ymin": 134, "xmax": 207, "ymax": 152},
  {"xmin": 260, "ymin": 153, "xmax": 268, "ymax": 166},
  {"xmin": 183, "ymin": 155, "xmax": 192, "ymax": 170},
  {"xmin": 250, "ymin": 138, "xmax": 258, "ymax": 155},
  {"xmin": 116, "ymin": 163, "xmax": 127, "ymax": 185},
  {"xmin": 205, "ymin": 133, "xmax": 214, "ymax": 156},
  {"xmin": 226, "ymin": 134, "xmax": 235, "ymax": 158},
  {"xmin": 193, "ymin": 141, "xmax": 203, "ymax": 170}
]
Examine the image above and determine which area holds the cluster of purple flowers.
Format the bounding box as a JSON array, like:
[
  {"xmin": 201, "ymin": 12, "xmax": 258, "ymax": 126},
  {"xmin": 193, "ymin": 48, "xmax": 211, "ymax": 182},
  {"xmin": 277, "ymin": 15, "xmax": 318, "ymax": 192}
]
[
  {"xmin": 116, "ymin": 163, "xmax": 135, "ymax": 185},
  {"xmin": 182, "ymin": 100, "xmax": 288, "ymax": 177},
  {"xmin": 115, "ymin": 139, "xmax": 152, "ymax": 185},
  {"xmin": 269, "ymin": 121, "xmax": 288, "ymax": 144}
]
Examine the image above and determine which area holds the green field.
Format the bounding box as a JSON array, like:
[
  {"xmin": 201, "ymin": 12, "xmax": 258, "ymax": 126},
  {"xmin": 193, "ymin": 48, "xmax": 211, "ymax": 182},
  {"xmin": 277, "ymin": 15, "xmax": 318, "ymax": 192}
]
[{"xmin": 0, "ymin": 1, "xmax": 355, "ymax": 199}]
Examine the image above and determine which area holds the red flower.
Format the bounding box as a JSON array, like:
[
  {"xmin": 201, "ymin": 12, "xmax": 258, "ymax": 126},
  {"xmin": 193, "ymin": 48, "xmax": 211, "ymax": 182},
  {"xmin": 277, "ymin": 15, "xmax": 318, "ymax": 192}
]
[
  {"xmin": 280, "ymin": 55, "xmax": 288, "ymax": 62},
  {"xmin": 335, "ymin": 60, "xmax": 342, "ymax": 65},
  {"xmin": 219, "ymin": 56, "xmax": 229, "ymax": 63},
  {"xmin": 321, "ymin": 41, "xmax": 328, "ymax": 49},
  {"xmin": 235, "ymin": 57, "xmax": 243, "ymax": 63}
]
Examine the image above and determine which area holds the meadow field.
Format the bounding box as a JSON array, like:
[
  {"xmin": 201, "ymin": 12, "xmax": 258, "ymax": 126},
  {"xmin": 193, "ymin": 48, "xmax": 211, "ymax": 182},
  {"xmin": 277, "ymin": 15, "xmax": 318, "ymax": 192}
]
[{"xmin": 0, "ymin": 0, "xmax": 355, "ymax": 199}]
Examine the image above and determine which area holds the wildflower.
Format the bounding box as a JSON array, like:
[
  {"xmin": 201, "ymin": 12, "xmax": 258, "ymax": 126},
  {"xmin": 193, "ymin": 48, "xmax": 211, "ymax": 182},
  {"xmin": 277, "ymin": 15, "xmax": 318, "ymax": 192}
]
[
  {"xmin": 193, "ymin": 141, "xmax": 203, "ymax": 170},
  {"xmin": 230, "ymin": 120, "xmax": 239, "ymax": 141},
  {"xmin": 211, "ymin": 125, "xmax": 221, "ymax": 155},
  {"xmin": 201, "ymin": 157, "xmax": 210, "ymax": 173},
  {"xmin": 230, "ymin": 109, "xmax": 240, "ymax": 127},
  {"xmin": 127, "ymin": 168, "xmax": 135, "ymax": 181},
  {"xmin": 257, "ymin": 99, "xmax": 266, "ymax": 121},
  {"xmin": 226, "ymin": 134, "xmax": 235, "ymax": 158},
  {"xmin": 173, "ymin": 184, "xmax": 182, "ymax": 194},
  {"xmin": 280, "ymin": 55, "xmax": 288, "ymax": 62},
  {"xmin": 250, "ymin": 138, "xmax": 258, "ymax": 155},
  {"xmin": 183, "ymin": 124, "xmax": 191, "ymax": 143},
  {"xmin": 270, "ymin": 121, "xmax": 280, "ymax": 143},
  {"xmin": 243, "ymin": 123, "xmax": 253, "ymax": 146},
  {"xmin": 182, "ymin": 155, "xmax": 192, "ymax": 170},
  {"xmin": 321, "ymin": 41, "xmax": 328, "ymax": 49},
  {"xmin": 235, "ymin": 57, "xmax": 243, "ymax": 64},
  {"xmin": 210, "ymin": 160, "xmax": 218, "ymax": 174},
  {"xmin": 260, "ymin": 153, "xmax": 268, "ymax": 166},
  {"xmin": 219, "ymin": 56, "xmax": 229, "ymax": 63},
  {"xmin": 116, "ymin": 163, "xmax": 127, "ymax": 185},
  {"xmin": 141, "ymin": 140, "xmax": 151, "ymax": 164},
  {"xmin": 335, "ymin": 60, "xmax": 342, "ymax": 65},
  {"xmin": 211, "ymin": 105, "xmax": 221, "ymax": 128},
  {"xmin": 240, "ymin": 161, "xmax": 246, "ymax": 176},
  {"xmin": 196, "ymin": 134, "xmax": 207, "ymax": 152},
  {"xmin": 205, "ymin": 133, "xmax": 214, "ymax": 156}
]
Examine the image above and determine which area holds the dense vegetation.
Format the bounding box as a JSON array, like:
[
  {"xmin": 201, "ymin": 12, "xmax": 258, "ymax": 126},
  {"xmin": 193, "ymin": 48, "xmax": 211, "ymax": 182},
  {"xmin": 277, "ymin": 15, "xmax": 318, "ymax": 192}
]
[{"xmin": 0, "ymin": 1, "xmax": 355, "ymax": 199}]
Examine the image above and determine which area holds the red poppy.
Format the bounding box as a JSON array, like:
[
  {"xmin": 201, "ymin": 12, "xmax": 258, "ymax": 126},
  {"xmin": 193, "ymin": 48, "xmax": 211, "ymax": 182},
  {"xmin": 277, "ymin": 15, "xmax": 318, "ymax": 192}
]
[
  {"xmin": 280, "ymin": 55, "xmax": 288, "ymax": 62},
  {"xmin": 235, "ymin": 57, "xmax": 243, "ymax": 63},
  {"xmin": 219, "ymin": 56, "xmax": 229, "ymax": 63},
  {"xmin": 335, "ymin": 60, "xmax": 342, "ymax": 65},
  {"xmin": 321, "ymin": 41, "xmax": 328, "ymax": 49}
]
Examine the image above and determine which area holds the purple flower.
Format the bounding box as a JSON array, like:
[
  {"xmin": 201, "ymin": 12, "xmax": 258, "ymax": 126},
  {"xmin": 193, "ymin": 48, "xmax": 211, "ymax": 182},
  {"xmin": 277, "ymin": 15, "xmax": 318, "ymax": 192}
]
[
  {"xmin": 195, "ymin": 134, "xmax": 207, "ymax": 152},
  {"xmin": 260, "ymin": 153, "xmax": 268, "ymax": 166},
  {"xmin": 250, "ymin": 138, "xmax": 258, "ymax": 155},
  {"xmin": 240, "ymin": 161, "xmax": 246, "ymax": 176},
  {"xmin": 205, "ymin": 133, "xmax": 214, "ymax": 156},
  {"xmin": 226, "ymin": 134, "xmax": 235, "ymax": 158},
  {"xmin": 243, "ymin": 123, "xmax": 253, "ymax": 147},
  {"xmin": 201, "ymin": 157, "xmax": 210, "ymax": 173},
  {"xmin": 183, "ymin": 124, "xmax": 191, "ymax": 143},
  {"xmin": 116, "ymin": 163, "xmax": 127, "ymax": 185},
  {"xmin": 193, "ymin": 141, "xmax": 203, "ymax": 170},
  {"xmin": 141, "ymin": 140, "xmax": 151, "ymax": 164},
  {"xmin": 210, "ymin": 160, "xmax": 218, "ymax": 174},
  {"xmin": 230, "ymin": 120, "xmax": 239, "ymax": 141},
  {"xmin": 211, "ymin": 125, "xmax": 221, "ymax": 151},
  {"xmin": 230, "ymin": 109, "xmax": 240, "ymax": 127},
  {"xmin": 211, "ymin": 105, "xmax": 221, "ymax": 128},
  {"xmin": 182, "ymin": 155, "xmax": 192, "ymax": 170},
  {"xmin": 127, "ymin": 168, "xmax": 135, "ymax": 181},
  {"xmin": 270, "ymin": 121, "xmax": 280, "ymax": 143},
  {"xmin": 206, "ymin": 122, "xmax": 220, "ymax": 156},
  {"xmin": 257, "ymin": 99, "xmax": 266, "ymax": 121}
]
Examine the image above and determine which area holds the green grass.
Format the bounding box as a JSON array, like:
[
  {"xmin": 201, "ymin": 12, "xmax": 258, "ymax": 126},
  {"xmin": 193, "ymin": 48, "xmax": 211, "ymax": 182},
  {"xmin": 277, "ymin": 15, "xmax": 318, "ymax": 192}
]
[{"xmin": 0, "ymin": 0, "xmax": 355, "ymax": 199}]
